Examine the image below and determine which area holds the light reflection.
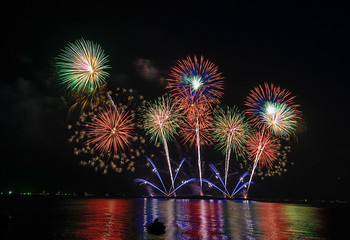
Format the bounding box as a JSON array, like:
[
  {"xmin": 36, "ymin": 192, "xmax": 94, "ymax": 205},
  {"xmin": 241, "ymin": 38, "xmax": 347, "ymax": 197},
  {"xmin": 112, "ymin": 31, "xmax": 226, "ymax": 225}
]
[
  {"xmin": 163, "ymin": 199, "xmax": 175, "ymax": 238},
  {"xmin": 74, "ymin": 199, "xmax": 133, "ymax": 239},
  {"xmin": 226, "ymin": 200, "xmax": 259, "ymax": 238},
  {"xmin": 72, "ymin": 199, "xmax": 328, "ymax": 239},
  {"xmin": 283, "ymin": 204, "xmax": 327, "ymax": 239},
  {"xmin": 200, "ymin": 200, "xmax": 208, "ymax": 239},
  {"xmin": 257, "ymin": 202, "xmax": 288, "ymax": 239}
]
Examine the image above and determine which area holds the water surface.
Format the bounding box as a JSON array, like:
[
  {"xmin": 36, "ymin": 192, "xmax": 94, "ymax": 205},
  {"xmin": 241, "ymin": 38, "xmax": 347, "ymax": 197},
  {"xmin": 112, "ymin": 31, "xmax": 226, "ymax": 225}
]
[{"xmin": 1, "ymin": 197, "xmax": 346, "ymax": 239}]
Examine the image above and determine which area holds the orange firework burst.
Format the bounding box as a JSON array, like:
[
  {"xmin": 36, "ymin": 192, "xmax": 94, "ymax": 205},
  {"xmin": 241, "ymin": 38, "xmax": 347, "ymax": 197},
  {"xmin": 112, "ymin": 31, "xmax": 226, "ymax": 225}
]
[
  {"xmin": 68, "ymin": 87, "xmax": 145, "ymax": 174},
  {"xmin": 180, "ymin": 102, "xmax": 212, "ymax": 147},
  {"xmin": 167, "ymin": 55, "xmax": 223, "ymax": 193},
  {"xmin": 87, "ymin": 106, "xmax": 135, "ymax": 154},
  {"xmin": 246, "ymin": 130, "xmax": 279, "ymax": 168},
  {"xmin": 68, "ymin": 84, "xmax": 107, "ymax": 115}
]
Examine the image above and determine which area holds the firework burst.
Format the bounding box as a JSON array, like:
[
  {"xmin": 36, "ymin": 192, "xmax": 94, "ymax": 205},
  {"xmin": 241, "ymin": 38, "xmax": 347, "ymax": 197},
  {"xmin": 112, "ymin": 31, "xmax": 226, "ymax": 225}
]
[
  {"xmin": 87, "ymin": 106, "xmax": 134, "ymax": 154},
  {"xmin": 68, "ymin": 88, "xmax": 146, "ymax": 174},
  {"xmin": 245, "ymin": 83, "xmax": 301, "ymax": 191},
  {"xmin": 246, "ymin": 130, "xmax": 279, "ymax": 168},
  {"xmin": 141, "ymin": 95, "xmax": 182, "ymax": 144},
  {"xmin": 213, "ymin": 106, "xmax": 250, "ymax": 158},
  {"xmin": 166, "ymin": 55, "xmax": 224, "ymax": 193},
  {"xmin": 180, "ymin": 102, "xmax": 213, "ymax": 193},
  {"xmin": 245, "ymin": 82, "xmax": 300, "ymax": 137},
  {"xmin": 56, "ymin": 38, "xmax": 110, "ymax": 94},
  {"xmin": 180, "ymin": 104, "xmax": 212, "ymax": 147},
  {"xmin": 167, "ymin": 55, "xmax": 224, "ymax": 106},
  {"xmin": 140, "ymin": 95, "xmax": 182, "ymax": 192},
  {"xmin": 239, "ymin": 138, "xmax": 292, "ymax": 180},
  {"xmin": 212, "ymin": 106, "xmax": 250, "ymax": 186}
]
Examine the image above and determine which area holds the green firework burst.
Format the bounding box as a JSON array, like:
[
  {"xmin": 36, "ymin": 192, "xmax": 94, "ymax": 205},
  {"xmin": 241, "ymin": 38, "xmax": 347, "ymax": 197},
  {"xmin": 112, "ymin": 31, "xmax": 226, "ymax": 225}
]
[
  {"xmin": 212, "ymin": 106, "xmax": 250, "ymax": 158},
  {"xmin": 56, "ymin": 38, "xmax": 110, "ymax": 94},
  {"xmin": 140, "ymin": 95, "xmax": 182, "ymax": 144}
]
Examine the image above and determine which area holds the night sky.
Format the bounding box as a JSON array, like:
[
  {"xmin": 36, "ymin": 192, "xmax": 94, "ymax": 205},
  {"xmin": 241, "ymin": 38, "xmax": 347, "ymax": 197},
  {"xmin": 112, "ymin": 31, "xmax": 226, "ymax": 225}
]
[{"xmin": 1, "ymin": 2, "xmax": 349, "ymax": 200}]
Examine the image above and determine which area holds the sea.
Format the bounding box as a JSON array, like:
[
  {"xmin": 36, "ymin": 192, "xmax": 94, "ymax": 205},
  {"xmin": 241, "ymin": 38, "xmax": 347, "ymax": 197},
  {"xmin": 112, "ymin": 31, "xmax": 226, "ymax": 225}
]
[{"xmin": 0, "ymin": 196, "xmax": 348, "ymax": 239}]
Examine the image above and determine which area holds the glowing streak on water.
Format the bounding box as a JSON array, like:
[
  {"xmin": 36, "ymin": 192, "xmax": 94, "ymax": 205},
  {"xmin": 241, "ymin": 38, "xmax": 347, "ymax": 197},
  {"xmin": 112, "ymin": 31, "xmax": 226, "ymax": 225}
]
[{"xmin": 200, "ymin": 199, "xmax": 208, "ymax": 239}]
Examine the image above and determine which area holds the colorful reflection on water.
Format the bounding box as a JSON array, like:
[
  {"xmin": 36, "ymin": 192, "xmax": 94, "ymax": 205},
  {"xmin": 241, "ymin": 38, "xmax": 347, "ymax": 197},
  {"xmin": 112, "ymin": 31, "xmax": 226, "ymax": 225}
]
[
  {"xmin": 1, "ymin": 197, "xmax": 335, "ymax": 239},
  {"xmin": 70, "ymin": 198, "xmax": 328, "ymax": 239},
  {"xmin": 134, "ymin": 199, "xmax": 328, "ymax": 239}
]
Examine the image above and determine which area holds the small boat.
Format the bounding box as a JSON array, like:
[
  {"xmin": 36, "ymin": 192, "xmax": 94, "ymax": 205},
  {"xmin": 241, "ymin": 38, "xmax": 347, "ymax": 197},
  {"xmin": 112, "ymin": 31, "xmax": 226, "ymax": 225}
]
[{"xmin": 147, "ymin": 218, "xmax": 165, "ymax": 235}]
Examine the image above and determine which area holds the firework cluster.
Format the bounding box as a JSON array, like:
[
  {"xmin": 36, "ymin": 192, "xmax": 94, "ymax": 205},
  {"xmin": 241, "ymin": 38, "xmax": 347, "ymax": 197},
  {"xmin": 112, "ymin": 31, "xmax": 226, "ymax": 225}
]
[
  {"xmin": 239, "ymin": 138, "xmax": 292, "ymax": 179},
  {"xmin": 57, "ymin": 38, "xmax": 302, "ymax": 196},
  {"xmin": 67, "ymin": 88, "xmax": 146, "ymax": 174}
]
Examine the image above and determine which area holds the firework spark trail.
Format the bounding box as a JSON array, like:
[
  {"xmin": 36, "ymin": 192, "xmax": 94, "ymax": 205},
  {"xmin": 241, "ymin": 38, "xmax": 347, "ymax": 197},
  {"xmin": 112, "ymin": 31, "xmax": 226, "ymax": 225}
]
[
  {"xmin": 247, "ymin": 127, "xmax": 267, "ymax": 190},
  {"xmin": 140, "ymin": 95, "xmax": 182, "ymax": 193},
  {"xmin": 170, "ymin": 179, "xmax": 197, "ymax": 194},
  {"xmin": 202, "ymin": 167, "xmax": 253, "ymax": 198},
  {"xmin": 208, "ymin": 163, "xmax": 228, "ymax": 194},
  {"xmin": 231, "ymin": 171, "xmax": 250, "ymax": 196},
  {"xmin": 181, "ymin": 103, "xmax": 212, "ymax": 195},
  {"xmin": 195, "ymin": 118, "xmax": 203, "ymax": 192},
  {"xmin": 181, "ymin": 102, "xmax": 212, "ymax": 146},
  {"xmin": 106, "ymin": 91, "xmax": 116, "ymax": 109},
  {"xmin": 134, "ymin": 157, "xmax": 195, "ymax": 196},
  {"xmin": 224, "ymin": 133, "xmax": 233, "ymax": 187},
  {"xmin": 145, "ymin": 156, "xmax": 167, "ymax": 193},
  {"xmin": 212, "ymin": 106, "xmax": 250, "ymax": 189},
  {"xmin": 167, "ymin": 56, "xmax": 224, "ymax": 193},
  {"xmin": 134, "ymin": 179, "xmax": 167, "ymax": 196},
  {"xmin": 248, "ymin": 127, "xmax": 278, "ymax": 190},
  {"xmin": 160, "ymin": 128, "xmax": 175, "ymax": 191},
  {"xmin": 173, "ymin": 158, "xmax": 186, "ymax": 183},
  {"xmin": 247, "ymin": 128, "xmax": 279, "ymax": 191},
  {"xmin": 245, "ymin": 83, "xmax": 301, "ymax": 191},
  {"xmin": 202, "ymin": 179, "xmax": 229, "ymax": 197},
  {"xmin": 247, "ymin": 144, "xmax": 261, "ymax": 191}
]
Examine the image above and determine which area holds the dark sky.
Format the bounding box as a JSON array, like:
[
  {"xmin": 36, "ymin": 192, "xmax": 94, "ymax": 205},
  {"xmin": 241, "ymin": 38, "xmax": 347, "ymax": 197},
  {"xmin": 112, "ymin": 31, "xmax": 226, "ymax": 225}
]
[{"xmin": 1, "ymin": 2, "xmax": 349, "ymax": 200}]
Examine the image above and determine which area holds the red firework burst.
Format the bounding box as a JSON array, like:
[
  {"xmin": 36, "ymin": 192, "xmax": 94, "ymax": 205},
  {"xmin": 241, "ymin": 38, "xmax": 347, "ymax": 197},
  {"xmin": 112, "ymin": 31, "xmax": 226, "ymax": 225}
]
[
  {"xmin": 180, "ymin": 103, "xmax": 212, "ymax": 147},
  {"xmin": 167, "ymin": 55, "xmax": 224, "ymax": 106},
  {"xmin": 246, "ymin": 130, "xmax": 279, "ymax": 168},
  {"xmin": 87, "ymin": 106, "xmax": 134, "ymax": 153}
]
